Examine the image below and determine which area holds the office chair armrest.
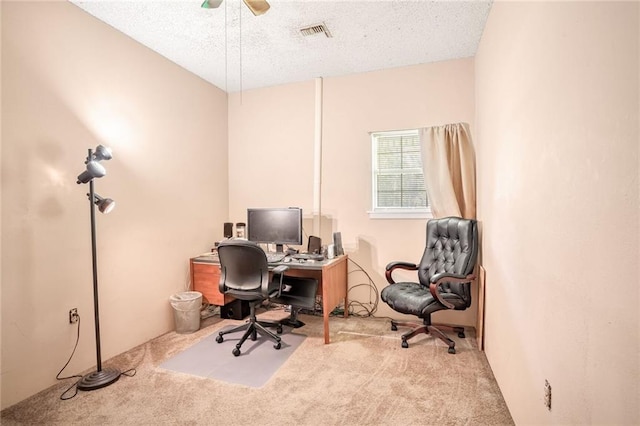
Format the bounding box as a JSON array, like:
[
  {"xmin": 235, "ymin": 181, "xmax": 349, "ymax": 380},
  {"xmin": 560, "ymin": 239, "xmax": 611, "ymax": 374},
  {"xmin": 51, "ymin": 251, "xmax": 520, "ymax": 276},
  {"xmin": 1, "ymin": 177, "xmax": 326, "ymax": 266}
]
[
  {"xmin": 385, "ymin": 261, "xmax": 418, "ymax": 284},
  {"xmin": 429, "ymin": 272, "xmax": 476, "ymax": 309},
  {"xmin": 272, "ymin": 265, "xmax": 289, "ymax": 275},
  {"xmin": 270, "ymin": 265, "xmax": 290, "ymax": 297}
]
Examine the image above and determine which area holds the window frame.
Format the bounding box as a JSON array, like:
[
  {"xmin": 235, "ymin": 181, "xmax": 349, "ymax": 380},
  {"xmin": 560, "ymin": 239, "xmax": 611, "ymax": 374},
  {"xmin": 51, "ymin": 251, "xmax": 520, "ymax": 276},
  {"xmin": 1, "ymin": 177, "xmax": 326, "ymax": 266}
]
[{"xmin": 369, "ymin": 129, "xmax": 432, "ymax": 220}]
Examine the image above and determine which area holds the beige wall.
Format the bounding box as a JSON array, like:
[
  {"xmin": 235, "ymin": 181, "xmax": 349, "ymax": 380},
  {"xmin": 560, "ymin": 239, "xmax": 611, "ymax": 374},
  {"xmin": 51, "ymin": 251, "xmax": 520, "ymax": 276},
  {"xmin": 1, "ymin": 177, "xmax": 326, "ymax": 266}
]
[
  {"xmin": 5, "ymin": 0, "xmax": 637, "ymax": 419},
  {"xmin": 228, "ymin": 80, "xmax": 316, "ymax": 223},
  {"xmin": 229, "ymin": 59, "xmax": 477, "ymax": 325},
  {"xmin": 476, "ymin": 1, "xmax": 639, "ymax": 424},
  {"xmin": 1, "ymin": 2, "xmax": 228, "ymax": 409}
]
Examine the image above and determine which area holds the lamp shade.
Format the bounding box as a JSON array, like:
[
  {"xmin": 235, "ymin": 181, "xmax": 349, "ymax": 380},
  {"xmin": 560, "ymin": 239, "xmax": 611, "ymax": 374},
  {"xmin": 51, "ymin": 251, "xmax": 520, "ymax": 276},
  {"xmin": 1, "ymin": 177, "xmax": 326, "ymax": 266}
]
[
  {"xmin": 93, "ymin": 194, "xmax": 115, "ymax": 214},
  {"xmin": 93, "ymin": 145, "xmax": 113, "ymax": 162},
  {"xmin": 77, "ymin": 161, "xmax": 106, "ymax": 184}
]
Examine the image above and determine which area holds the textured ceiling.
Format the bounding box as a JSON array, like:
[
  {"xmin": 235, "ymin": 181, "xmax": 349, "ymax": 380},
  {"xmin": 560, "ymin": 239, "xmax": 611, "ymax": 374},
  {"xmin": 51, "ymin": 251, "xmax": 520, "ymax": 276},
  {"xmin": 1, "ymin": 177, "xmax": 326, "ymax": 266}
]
[{"xmin": 70, "ymin": 0, "xmax": 492, "ymax": 93}]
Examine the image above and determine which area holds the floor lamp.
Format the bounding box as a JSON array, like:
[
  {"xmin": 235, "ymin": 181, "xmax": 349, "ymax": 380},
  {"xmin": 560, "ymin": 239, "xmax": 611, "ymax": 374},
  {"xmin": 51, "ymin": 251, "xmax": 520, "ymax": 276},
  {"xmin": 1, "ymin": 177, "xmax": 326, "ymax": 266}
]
[{"xmin": 76, "ymin": 145, "xmax": 120, "ymax": 391}]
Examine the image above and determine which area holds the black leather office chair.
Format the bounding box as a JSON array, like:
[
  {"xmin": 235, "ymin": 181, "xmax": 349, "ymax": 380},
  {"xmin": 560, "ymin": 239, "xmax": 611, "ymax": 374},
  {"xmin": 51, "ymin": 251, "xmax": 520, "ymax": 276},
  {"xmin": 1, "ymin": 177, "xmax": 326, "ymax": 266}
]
[
  {"xmin": 215, "ymin": 240, "xmax": 289, "ymax": 357},
  {"xmin": 380, "ymin": 217, "xmax": 478, "ymax": 354}
]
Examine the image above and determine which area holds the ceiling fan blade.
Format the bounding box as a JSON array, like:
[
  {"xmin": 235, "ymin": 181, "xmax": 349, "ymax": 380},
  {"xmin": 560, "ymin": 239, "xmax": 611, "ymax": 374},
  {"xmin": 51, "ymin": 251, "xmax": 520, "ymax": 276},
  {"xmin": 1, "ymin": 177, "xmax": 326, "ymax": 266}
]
[
  {"xmin": 201, "ymin": 0, "xmax": 223, "ymax": 9},
  {"xmin": 243, "ymin": 0, "xmax": 270, "ymax": 16}
]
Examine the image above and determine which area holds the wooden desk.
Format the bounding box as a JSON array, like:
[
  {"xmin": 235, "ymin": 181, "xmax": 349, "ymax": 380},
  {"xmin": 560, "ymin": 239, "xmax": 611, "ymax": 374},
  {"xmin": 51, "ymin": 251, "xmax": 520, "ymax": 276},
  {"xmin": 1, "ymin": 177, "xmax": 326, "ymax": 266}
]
[{"xmin": 190, "ymin": 254, "xmax": 349, "ymax": 344}]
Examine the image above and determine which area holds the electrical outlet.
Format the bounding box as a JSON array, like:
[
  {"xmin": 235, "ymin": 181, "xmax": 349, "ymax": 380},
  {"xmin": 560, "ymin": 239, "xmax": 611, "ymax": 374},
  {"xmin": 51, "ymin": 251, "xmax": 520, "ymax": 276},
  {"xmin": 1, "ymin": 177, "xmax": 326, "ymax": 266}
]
[
  {"xmin": 69, "ymin": 308, "xmax": 79, "ymax": 324},
  {"xmin": 544, "ymin": 380, "xmax": 552, "ymax": 411}
]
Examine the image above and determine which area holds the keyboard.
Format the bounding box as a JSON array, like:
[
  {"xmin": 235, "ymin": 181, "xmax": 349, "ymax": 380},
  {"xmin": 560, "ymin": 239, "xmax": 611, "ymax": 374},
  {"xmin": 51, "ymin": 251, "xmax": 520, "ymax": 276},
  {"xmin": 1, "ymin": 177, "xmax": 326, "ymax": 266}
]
[
  {"xmin": 266, "ymin": 253, "xmax": 286, "ymax": 263},
  {"xmin": 292, "ymin": 253, "xmax": 325, "ymax": 261}
]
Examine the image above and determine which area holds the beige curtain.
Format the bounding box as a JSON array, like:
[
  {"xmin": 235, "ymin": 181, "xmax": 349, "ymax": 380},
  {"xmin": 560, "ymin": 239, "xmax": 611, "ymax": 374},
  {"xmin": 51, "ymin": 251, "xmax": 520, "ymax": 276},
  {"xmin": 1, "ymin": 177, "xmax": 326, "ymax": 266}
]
[{"xmin": 420, "ymin": 122, "xmax": 476, "ymax": 219}]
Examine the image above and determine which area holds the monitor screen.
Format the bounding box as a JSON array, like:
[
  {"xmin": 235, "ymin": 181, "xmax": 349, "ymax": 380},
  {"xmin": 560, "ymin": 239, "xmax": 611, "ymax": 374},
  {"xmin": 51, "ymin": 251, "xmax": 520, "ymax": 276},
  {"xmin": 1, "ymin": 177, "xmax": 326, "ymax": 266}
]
[{"xmin": 247, "ymin": 207, "xmax": 303, "ymax": 251}]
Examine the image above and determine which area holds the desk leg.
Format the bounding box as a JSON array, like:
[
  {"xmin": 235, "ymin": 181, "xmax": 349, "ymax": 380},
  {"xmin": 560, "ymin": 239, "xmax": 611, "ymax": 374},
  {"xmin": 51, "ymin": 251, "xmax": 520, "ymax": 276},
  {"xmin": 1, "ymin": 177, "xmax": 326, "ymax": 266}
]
[{"xmin": 321, "ymin": 256, "xmax": 348, "ymax": 344}]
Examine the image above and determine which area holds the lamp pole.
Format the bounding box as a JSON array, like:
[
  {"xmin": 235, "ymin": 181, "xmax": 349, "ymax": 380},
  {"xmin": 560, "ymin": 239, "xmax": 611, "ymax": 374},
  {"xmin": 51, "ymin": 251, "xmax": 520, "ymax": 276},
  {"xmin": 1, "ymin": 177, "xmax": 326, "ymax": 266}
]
[{"xmin": 77, "ymin": 148, "xmax": 120, "ymax": 391}]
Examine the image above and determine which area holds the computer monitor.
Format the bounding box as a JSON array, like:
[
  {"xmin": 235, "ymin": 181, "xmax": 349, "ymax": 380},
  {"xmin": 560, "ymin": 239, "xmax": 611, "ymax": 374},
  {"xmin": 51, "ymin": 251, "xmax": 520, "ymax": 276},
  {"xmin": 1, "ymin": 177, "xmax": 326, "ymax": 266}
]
[{"xmin": 247, "ymin": 207, "xmax": 303, "ymax": 252}]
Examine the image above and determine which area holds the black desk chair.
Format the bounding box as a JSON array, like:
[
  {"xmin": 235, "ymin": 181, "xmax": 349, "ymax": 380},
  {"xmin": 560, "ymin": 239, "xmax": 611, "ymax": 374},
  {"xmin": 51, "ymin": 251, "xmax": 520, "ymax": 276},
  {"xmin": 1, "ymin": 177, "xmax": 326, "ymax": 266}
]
[
  {"xmin": 215, "ymin": 239, "xmax": 318, "ymax": 357},
  {"xmin": 381, "ymin": 217, "xmax": 478, "ymax": 354},
  {"xmin": 215, "ymin": 240, "xmax": 289, "ymax": 357}
]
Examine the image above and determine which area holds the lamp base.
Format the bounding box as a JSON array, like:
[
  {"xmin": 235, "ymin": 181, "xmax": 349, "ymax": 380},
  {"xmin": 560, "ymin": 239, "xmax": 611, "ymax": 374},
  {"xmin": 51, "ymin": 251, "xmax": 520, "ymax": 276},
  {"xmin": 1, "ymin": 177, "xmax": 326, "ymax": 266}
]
[{"xmin": 77, "ymin": 367, "xmax": 121, "ymax": 391}]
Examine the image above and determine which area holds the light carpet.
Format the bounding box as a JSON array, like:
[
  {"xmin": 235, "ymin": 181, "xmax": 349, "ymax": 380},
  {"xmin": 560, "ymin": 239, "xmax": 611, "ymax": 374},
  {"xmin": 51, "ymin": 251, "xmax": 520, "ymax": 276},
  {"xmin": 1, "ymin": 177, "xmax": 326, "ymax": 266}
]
[
  {"xmin": 1, "ymin": 311, "xmax": 514, "ymax": 425},
  {"xmin": 160, "ymin": 324, "xmax": 306, "ymax": 387}
]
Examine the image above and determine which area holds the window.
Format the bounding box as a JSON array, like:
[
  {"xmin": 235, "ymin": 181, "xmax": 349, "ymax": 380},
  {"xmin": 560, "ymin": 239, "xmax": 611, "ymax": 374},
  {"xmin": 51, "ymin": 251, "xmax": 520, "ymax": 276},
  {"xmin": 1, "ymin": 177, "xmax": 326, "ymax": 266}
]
[{"xmin": 370, "ymin": 129, "xmax": 430, "ymax": 219}]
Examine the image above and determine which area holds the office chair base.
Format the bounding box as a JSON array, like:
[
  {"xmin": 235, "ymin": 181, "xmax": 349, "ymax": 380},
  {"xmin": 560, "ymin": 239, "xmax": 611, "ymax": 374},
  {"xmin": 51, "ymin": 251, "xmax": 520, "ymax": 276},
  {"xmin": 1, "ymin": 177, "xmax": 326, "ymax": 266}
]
[
  {"xmin": 216, "ymin": 317, "xmax": 283, "ymax": 356},
  {"xmin": 390, "ymin": 320, "xmax": 464, "ymax": 354}
]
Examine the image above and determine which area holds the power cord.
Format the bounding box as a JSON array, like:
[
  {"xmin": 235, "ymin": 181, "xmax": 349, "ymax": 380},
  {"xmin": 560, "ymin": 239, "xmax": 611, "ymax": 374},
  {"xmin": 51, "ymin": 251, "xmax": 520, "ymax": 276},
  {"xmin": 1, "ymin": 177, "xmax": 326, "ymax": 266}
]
[
  {"xmin": 55, "ymin": 314, "xmax": 137, "ymax": 400},
  {"xmin": 346, "ymin": 257, "xmax": 380, "ymax": 317},
  {"xmin": 56, "ymin": 314, "xmax": 83, "ymax": 400},
  {"xmin": 263, "ymin": 257, "xmax": 382, "ymax": 319}
]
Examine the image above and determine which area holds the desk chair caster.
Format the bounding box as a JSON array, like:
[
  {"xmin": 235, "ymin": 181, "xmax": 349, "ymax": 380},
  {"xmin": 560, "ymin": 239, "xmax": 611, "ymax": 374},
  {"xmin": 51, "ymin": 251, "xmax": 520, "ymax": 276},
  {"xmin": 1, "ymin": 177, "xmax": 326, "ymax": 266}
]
[
  {"xmin": 231, "ymin": 342, "xmax": 282, "ymax": 356},
  {"xmin": 399, "ymin": 334, "xmax": 456, "ymax": 353}
]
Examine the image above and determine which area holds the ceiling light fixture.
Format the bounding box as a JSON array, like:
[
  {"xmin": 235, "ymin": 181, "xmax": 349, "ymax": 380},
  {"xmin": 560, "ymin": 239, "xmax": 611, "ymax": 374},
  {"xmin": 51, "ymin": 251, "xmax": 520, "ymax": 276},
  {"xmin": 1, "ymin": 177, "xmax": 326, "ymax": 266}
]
[{"xmin": 201, "ymin": 0, "xmax": 270, "ymax": 16}]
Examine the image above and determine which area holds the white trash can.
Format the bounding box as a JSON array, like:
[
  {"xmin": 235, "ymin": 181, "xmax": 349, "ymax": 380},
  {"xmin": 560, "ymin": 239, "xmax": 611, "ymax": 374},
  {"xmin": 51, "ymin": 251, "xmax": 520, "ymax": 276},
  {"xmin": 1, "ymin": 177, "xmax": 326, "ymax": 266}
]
[{"xmin": 169, "ymin": 291, "xmax": 203, "ymax": 334}]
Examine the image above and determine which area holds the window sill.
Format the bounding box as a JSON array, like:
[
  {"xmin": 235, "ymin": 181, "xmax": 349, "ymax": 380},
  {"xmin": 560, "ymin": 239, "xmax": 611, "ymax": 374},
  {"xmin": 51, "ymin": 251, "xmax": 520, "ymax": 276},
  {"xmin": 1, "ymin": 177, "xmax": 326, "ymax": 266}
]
[{"xmin": 368, "ymin": 210, "xmax": 433, "ymax": 220}]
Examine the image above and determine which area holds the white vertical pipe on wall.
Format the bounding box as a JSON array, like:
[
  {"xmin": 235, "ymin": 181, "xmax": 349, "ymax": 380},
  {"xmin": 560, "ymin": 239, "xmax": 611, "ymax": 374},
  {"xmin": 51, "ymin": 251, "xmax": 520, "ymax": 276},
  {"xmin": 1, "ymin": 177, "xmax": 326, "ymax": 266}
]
[{"xmin": 313, "ymin": 77, "xmax": 323, "ymax": 237}]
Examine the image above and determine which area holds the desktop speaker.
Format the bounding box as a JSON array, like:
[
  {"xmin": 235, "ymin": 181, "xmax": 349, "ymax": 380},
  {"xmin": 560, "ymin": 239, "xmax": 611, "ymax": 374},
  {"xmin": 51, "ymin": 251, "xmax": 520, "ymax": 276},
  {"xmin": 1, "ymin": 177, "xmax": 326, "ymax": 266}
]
[
  {"xmin": 223, "ymin": 222, "xmax": 233, "ymax": 239},
  {"xmin": 333, "ymin": 232, "xmax": 344, "ymax": 256},
  {"xmin": 308, "ymin": 236, "xmax": 322, "ymax": 254}
]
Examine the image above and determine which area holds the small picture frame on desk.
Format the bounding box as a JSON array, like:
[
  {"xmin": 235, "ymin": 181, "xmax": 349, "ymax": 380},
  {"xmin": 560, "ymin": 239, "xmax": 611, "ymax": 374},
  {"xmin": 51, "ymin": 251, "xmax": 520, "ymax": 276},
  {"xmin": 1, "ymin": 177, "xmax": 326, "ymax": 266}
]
[{"xmin": 326, "ymin": 244, "xmax": 335, "ymax": 259}]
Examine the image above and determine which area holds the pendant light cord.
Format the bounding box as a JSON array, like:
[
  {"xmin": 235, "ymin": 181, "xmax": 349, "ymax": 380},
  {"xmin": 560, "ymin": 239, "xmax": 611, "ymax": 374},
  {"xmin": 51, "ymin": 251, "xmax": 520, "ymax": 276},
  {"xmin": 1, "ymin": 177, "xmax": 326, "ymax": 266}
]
[
  {"xmin": 239, "ymin": 0, "xmax": 243, "ymax": 101},
  {"xmin": 224, "ymin": 0, "xmax": 228, "ymax": 92}
]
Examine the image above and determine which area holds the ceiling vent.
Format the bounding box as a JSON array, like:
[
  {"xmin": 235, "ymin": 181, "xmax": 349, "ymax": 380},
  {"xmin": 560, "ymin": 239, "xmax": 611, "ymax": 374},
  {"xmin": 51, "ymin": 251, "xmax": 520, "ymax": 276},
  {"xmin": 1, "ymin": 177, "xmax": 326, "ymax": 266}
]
[{"xmin": 300, "ymin": 22, "xmax": 332, "ymax": 38}]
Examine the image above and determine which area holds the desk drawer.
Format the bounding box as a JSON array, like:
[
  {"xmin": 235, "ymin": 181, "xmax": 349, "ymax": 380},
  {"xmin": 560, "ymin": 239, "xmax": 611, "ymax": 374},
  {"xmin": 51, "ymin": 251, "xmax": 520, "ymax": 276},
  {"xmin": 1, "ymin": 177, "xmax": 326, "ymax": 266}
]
[
  {"xmin": 191, "ymin": 261, "xmax": 231, "ymax": 306},
  {"xmin": 192, "ymin": 263, "xmax": 220, "ymax": 274}
]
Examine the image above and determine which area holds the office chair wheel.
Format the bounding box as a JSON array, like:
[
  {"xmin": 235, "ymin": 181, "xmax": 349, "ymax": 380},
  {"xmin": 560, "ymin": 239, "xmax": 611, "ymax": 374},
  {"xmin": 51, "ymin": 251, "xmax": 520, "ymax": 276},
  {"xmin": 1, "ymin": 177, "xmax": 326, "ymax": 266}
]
[
  {"xmin": 232, "ymin": 347, "xmax": 241, "ymax": 357},
  {"xmin": 250, "ymin": 330, "xmax": 257, "ymax": 341},
  {"xmin": 274, "ymin": 342, "xmax": 281, "ymax": 350},
  {"xmin": 276, "ymin": 325, "xmax": 283, "ymax": 334},
  {"xmin": 401, "ymin": 338, "xmax": 409, "ymax": 349},
  {"xmin": 458, "ymin": 331, "xmax": 465, "ymax": 338},
  {"xmin": 448, "ymin": 346, "xmax": 456, "ymax": 354},
  {"xmin": 391, "ymin": 323, "xmax": 398, "ymax": 331},
  {"xmin": 216, "ymin": 335, "xmax": 224, "ymax": 343}
]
